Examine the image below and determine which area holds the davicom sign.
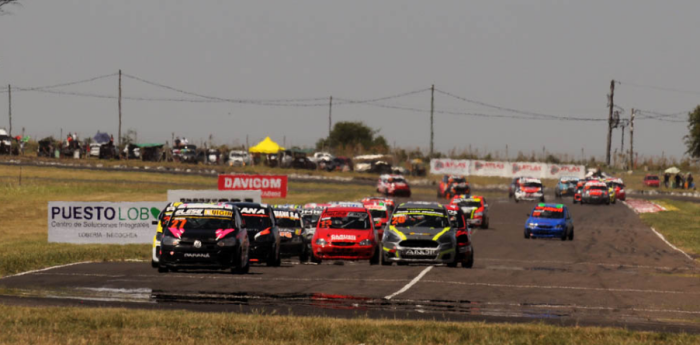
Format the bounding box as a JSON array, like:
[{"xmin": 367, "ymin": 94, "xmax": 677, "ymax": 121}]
[
  {"xmin": 48, "ymin": 202, "xmax": 165, "ymax": 244},
  {"xmin": 218, "ymin": 174, "xmax": 288, "ymax": 198}
]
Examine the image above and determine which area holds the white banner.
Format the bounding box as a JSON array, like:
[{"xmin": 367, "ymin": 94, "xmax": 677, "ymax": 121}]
[
  {"xmin": 430, "ymin": 159, "xmax": 585, "ymax": 179},
  {"xmin": 167, "ymin": 190, "xmax": 261, "ymax": 203},
  {"xmin": 429, "ymin": 159, "xmax": 470, "ymax": 175},
  {"xmin": 48, "ymin": 202, "xmax": 166, "ymax": 244}
]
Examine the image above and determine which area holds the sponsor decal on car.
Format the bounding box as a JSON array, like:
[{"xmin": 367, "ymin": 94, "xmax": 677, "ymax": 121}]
[{"xmin": 331, "ymin": 234, "xmax": 356, "ymax": 241}]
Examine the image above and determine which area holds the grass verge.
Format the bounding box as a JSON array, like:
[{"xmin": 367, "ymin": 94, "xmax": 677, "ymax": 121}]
[
  {"xmin": 639, "ymin": 200, "xmax": 700, "ymax": 260},
  {"xmin": 0, "ymin": 305, "xmax": 697, "ymax": 344}
]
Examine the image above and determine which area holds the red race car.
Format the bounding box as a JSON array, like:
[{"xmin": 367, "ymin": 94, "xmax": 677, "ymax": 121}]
[
  {"xmin": 437, "ymin": 175, "xmax": 471, "ymax": 199},
  {"xmin": 362, "ymin": 201, "xmax": 390, "ymax": 240},
  {"xmin": 376, "ymin": 174, "xmax": 411, "ymax": 197},
  {"xmin": 361, "ymin": 197, "xmax": 395, "ymax": 210},
  {"xmin": 450, "ymin": 194, "xmax": 489, "ymax": 229},
  {"xmin": 573, "ymin": 181, "xmax": 585, "ymax": 204},
  {"xmin": 643, "ymin": 174, "xmax": 660, "ymax": 187},
  {"xmin": 311, "ymin": 206, "xmax": 381, "ymax": 264},
  {"xmin": 445, "ymin": 205, "xmax": 474, "ymax": 268}
]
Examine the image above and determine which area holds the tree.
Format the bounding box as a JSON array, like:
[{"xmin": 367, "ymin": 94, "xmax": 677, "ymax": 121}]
[
  {"xmin": 315, "ymin": 121, "xmax": 389, "ymax": 152},
  {"xmin": 684, "ymin": 106, "xmax": 700, "ymax": 158},
  {"xmin": 0, "ymin": 0, "xmax": 19, "ymax": 14}
]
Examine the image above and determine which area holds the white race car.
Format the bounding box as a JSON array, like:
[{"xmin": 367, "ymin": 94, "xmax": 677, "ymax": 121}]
[{"xmin": 514, "ymin": 178, "xmax": 545, "ymax": 203}]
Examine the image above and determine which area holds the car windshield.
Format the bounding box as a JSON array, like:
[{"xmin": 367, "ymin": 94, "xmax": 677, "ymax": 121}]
[
  {"xmin": 274, "ymin": 210, "xmax": 301, "ymax": 228},
  {"xmin": 166, "ymin": 209, "xmax": 235, "ymax": 232},
  {"xmin": 589, "ymin": 185, "xmax": 607, "ymax": 191},
  {"xmin": 318, "ymin": 211, "xmax": 371, "ymax": 230},
  {"xmin": 391, "ymin": 209, "xmax": 447, "ymax": 228},
  {"xmin": 388, "ymin": 177, "xmax": 406, "ymax": 183},
  {"xmin": 456, "ymin": 201, "xmax": 481, "ymax": 208},
  {"xmin": 368, "ymin": 209, "xmax": 387, "ymax": 219},
  {"xmin": 451, "ymin": 177, "xmax": 467, "ymax": 183},
  {"xmin": 302, "ymin": 214, "xmax": 320, "ymax": 228},
  {"xmin": 531, "ymin": 207, "xmax": 565, "ymax": 219},
  {"xmin": 523, "ymin": 183, "xmax": 542, "ymax": 188},
  {"xmin": 647, "ymin": 176, "xmax": 659, "ymax": 180},
  {"xmin": 230, "ymin": 152, "xmax": 245, "ymax": 157}
]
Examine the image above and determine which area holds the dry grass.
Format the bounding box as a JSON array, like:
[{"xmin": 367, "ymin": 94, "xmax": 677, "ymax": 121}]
[
  {"xmin": 0, "ymin": 305, "xmax": 697, "ymax": 345},
  {"xmin": 639, "ymin": 200, "xmax": 700, "ymax": 260}
]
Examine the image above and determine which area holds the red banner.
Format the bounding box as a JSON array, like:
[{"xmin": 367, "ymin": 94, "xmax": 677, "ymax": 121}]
[{"xmin": 218, "ymin": 175, "xmax": 288, "ymax": 198}]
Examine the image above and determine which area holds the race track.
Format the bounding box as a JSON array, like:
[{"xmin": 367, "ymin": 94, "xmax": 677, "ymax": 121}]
[{"xmin": 1, "ymin": 196, "xmax": 699, "ymax": 332}]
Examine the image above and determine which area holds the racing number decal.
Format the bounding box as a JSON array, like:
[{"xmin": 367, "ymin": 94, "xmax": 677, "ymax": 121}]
[
  {"xmin": 319, "ymin": 220, "xmax": 332, "ymax": 228},
  {"xmin": 391, "ymin": 216, "xmax": 406, "ymax": 225},
  {"xmin": 170, "ymin": 219, "xmax": 187, "ymax": 229}
]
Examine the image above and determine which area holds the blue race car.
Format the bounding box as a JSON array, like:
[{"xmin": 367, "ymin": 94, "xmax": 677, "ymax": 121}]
[
  {"xmin": 524, "ymin": 203, "xmax": 574, "ymax": 241},
  {"xmin": 554, "ymin": 177, "xmax": 579, "ymax": 198}
]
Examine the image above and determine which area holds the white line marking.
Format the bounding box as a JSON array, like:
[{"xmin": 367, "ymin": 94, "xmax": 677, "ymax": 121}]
[
  {"xmin": 0, "ymin": 261, "xmax": 93, "ymax": 280},
  {"xmin": 477, "ymin": 258, "xmax": 698, "ymax": 271},
  {"xmin": 420, "ymin": 280, "xmax": 700, "ymax": 295},
  {"xmin": 384, "ymin": 266, "xmax": 433, "ymax": 300},
  {"xmin": 649, "ymin": 226, "xmax": 695, "ymax": 262},
  {"xmin": 622, "ymin": 200, "xmax": 696, "ymax": 263}
]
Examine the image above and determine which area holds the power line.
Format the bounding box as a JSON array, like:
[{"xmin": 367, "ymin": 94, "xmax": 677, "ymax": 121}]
[
  {"xmin": 10, "ymin": 73, "xmax": 118, "ymax": 92},
  {"xmin": 434, "ymin": 88, "xmax": 569, "ymax": 120}
]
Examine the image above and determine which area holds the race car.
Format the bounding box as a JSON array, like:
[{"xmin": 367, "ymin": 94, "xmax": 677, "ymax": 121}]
[
  {"xmin": 272, "ymin": 207, "xmax": 308, "ymax": 262},
  {"xmin": 310, "ymin": 206, "xmax": 380, "ymax": 264},
  {"xmin": 157, "ymin": 203, "xmax": 250, "ymax": 273},
  {"xmin": 362, "ymin": 200, "xmax": 390, "ymax": 240},
  {"xmin": 300, "ymin": 203, "xmax": 329, "ymax": 254},
  {"xmin": 437, "ymin": 175, "xmax": 471, "ymax": 199},
  {"xmin": 554, "ymin": 177, "xmax": 579, "ymax": 198},
  {"xmin": 381, "ymin": 202, "xmax": 459, "ymax": 267},
  {"xmin": 606, "ymin": 178, "xmax": 626, "ymax": 201},
  {"xmin": 514, "ymin": 178, "xmax": 545, "ymax": 203},
  {"xmin": 524, "ymin": 203, "xmax": 574, "ymax": 241},
  {"xmin": 572, "ymin": 181, "xmax": 585, "ymax": 204},
  {"xmin": 450, "ymin": 194, "xmax": 489, "ymax": 229},
  {"xmin": 445, "ymin": 205, "xmax": 474, "ymax": 268},
  {"xmin": 151, "ymin": 202, "xmax": 182, "ymax": 268},
  {"xmin": 580, "ymin": 181, "xmax": 612, "ymax": 205},
  {"xmin": 232, "ymin": 202, "xmax": 282, "ymax": 266},
  {"xmin": 361, "ymin": 197, "xmax": 395, "ymax": 210},
  {"xmin": 509, "ymin": 176, "xmax": 534, "ymax": 198},
  {"xmin": 376, "ymin": 174, "xmax": 411, "ymax": 197}
]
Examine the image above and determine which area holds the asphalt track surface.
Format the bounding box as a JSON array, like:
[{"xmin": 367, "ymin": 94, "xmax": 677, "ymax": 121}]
[{"xmin": 1, "ymin": 195, "xmax": 699, "ymax": 333}]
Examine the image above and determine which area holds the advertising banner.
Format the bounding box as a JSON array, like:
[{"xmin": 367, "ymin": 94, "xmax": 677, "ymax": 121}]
[
  {"xmin": 217, "ymin": 175, "xmax": 288, "ymax": 198},
  {"xmin": 430, "ymin": 159, "xmax": 585, "ymax": 180},
  {"xmin": 48, "ymin": 202, "xmax": 166, "ymax": 244},
  {"xmin": 429, "ymin": 159, "xmax": 470, "ymax": 176},
  {"xmin": 167, "ymin": 190, "xmax": 261, "ymax": 203},
  {"xmin": 471, "ymin": 160, "xmax": 510, "ymax": 177}
]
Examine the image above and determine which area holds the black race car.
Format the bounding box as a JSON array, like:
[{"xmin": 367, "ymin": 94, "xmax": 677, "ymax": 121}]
[
  {"xmin": 232, "ymin": 202, "xmax": 281, "ymax": 266},
  {"xmin": 273, "ymin": 207, "xmax": 309, "ymax": 262},
  {"xmin": 158, "ymin": 203, "xmax": 250, "ymax": 274}
]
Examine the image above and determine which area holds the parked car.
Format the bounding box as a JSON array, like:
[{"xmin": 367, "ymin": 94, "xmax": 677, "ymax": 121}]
[
  {"xmin": 377, "ymin": 174, "xmax": 411, "ymax": 197},
  {"xmin": 643, "ymin": 174, "xmax": 660, "ymax": 187},
  {"xmin": 228, "ymin": 150, "xmax": 251, "ymax": 166}
]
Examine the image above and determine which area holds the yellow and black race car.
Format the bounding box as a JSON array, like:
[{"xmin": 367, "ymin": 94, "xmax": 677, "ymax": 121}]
[{"xmin": 151, "ymin": 202, "xmax": 182, "ymax": 268}]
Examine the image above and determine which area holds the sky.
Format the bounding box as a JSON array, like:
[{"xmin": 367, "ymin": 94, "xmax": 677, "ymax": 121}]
[{"xmin": 1, "ymin": 1, "xmax": 699, "ymax": 160}]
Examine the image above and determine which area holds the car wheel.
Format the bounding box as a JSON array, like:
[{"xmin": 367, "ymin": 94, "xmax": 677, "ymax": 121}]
[
  {"xmin": 515, "ymin": 198, "xmax": 519, "ymax": 203},
  {"xmin": 524, "ymin": 230, "xmax": 530, "ymax": 239},
  {"xmin": 462, "ymin": 249, "xmax": 474, "ymax": 268},
  {"xmin": 481, "ymin": 217, "xmax": 489, "ymax": 229},
  {"xmin": 299, "ymin": 244, "xmax": 309, "ymax": 263},
  {"xmin": 561, "ymin": 231, "xmax": 567, "ymax": 241},
  {"xmin": 381, "ymin": 253, "xmax": 392, "ymax": 266},
  {"xmin": 369, "ymin": 247, "xmax": 380, "ymax": 265},
  {"xmin": 311, "ymin": 253, "xmax": 322, "ymax": 265},
  {"xmin": 233, "ymin": 249, "xmax": 250, "ymax": 274},
  {"xmin": 568, "ymin": 228, "xmax": 574, "ymax": 241},
  {"xmin": 151, "ymin": 260, "xmax": 158, "ymax": 269},
  {"xmin": 267, "ymin": 245, "xmax": 281, "ymax": 267}
]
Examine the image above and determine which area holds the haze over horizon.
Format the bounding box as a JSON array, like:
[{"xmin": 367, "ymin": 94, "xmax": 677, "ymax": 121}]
[{"xmin": 1, "ymin": 1, "xmax": 699, "ymax": 160}]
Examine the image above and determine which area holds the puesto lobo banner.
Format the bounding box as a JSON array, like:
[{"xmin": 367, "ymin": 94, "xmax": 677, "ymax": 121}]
[
  {"xmin": 48, "ymin": 202, "xmax": 166, "ymax": 244},
  {"xmin": 218, "ymin": 174, "xmax": 288, "ymax": 198}
]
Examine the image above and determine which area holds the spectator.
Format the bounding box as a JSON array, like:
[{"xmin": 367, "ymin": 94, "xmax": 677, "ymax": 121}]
[
  {"xmin": 675, "ymin": 173, "xmax": 682, "ymax": 189},
  {"xmin": 688, "ymin": 173, "xmax": 694, "ymax": 190},
  {"xmin": 663, "ymin": 173, "xmax": 670, "ymax": 188}
]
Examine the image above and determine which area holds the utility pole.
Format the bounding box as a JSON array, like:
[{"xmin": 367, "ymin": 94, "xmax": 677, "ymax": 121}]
[
  {"xmin": 429, "ymin": 84, "xmax": 434, "ymax": 157},
  {"xmin": 620, "ymin": 121, "xmax": 625, "ymax": 152},
  {"xmin": 606, "ymin": 79, "xmax": 615, "ymax": 166},
  {"xmin": 7, "ymin": 84, "xmax": 11, "ymax": 137},
  {"xmin": 630, "ymin": 108, "xmax": 635, "ymax": 170},
  {"xmin": 118, "ymin": 70, "xmax": 122, "ymax": 148},
  {"xmin": 328, "ymin": 96, "xmax": 332, "ymax": 150}
]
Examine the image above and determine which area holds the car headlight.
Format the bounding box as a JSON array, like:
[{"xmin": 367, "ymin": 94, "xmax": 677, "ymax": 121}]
[
  {"xmin": 383, "ymin": 231, "xmax": 400, "ymax": 243},
  {"xmin": 528, "ymin": 223, "xmax": 537, "ymax": 229},
  {"xmin": 316, "ymin": 238, "xmax": 327, "ymax": 246},
  {"xmin": 474, "ymin": 212, "xmax": 483, "ymax": 217},
  {"xmin": 358, "ymin": 239, "xmax": 372, "ymax": 246},
  {"xmin": 585, "ymin": 191, "xmax": 590, "ymax": 196},
  {"xmin": 162, "ymin": 236, "xmax": 180, "ymax": 246}
]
